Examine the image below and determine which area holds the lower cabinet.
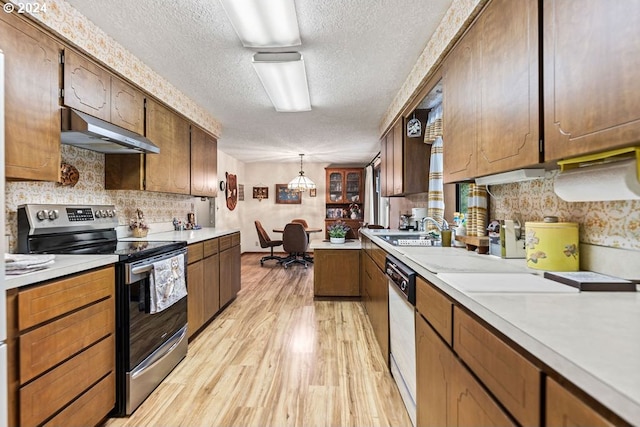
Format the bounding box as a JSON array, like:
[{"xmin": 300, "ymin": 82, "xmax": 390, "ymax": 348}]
[
  {"xmin": 313, "ymin": 249, "xmax": 360, "ymax": 297},
  {"xmin": 546, "ymin": 377, "xmax": 616, "ymax": 427},
  {"xmin": 7, "ymin": 266, "xmax": 116, "ymax": 427},
  {"xmin": 220, "ymin": 232, "xmax": 241, "ymax": 309},
  {"xmin": 187, "ymin": 237, "xmax": 223, "ymax": 339},
  {"xmin": 362, "ymin": 245, "xmax": 389, "ymax": 366}
]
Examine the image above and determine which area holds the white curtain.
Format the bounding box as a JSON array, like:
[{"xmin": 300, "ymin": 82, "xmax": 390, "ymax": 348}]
[
  {"xmin": 426, "ymin": 136, "xmax": 445, "ymax": 230},
  {"xmin": 364, "ymin": 164, "xmax": 375, "ymax": 225}
]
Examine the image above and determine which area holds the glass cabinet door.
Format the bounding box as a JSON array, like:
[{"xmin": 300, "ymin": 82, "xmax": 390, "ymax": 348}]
[
  {"xmin": 329, "ymin": 172, "xmax": 343, "ymax": 202},
  {"xmin": 345, "ymin": 172, "xmax": 361, "ymax": 203}
]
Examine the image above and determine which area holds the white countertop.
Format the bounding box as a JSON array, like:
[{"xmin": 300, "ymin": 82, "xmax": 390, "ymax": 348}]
[
  {"xmin": 4, "ymin": 228, "xmax": 239, "ymax": 289},
  {"xmin": 310, "ymin": 240, "xmax": 362, "ymax": 250},
  {"xmin": 362, "ymin": 229, "xmax": 640, "ymax": 425}
]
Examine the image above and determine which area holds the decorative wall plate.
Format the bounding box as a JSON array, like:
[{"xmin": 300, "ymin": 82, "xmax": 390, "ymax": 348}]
[
  {"xmin": 407, "ymin": 116, "xmax": 422, "ymax": 137},
  {"xmin": 59, "ymin": 162, "xmax": 80, "ymax": 187}
]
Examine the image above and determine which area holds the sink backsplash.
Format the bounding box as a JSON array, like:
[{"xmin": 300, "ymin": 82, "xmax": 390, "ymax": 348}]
[
  {"xmin": 4, "ymin": 145, "xmax": 199, "ymax": 253},
  {"xmin": 490, "ymin": 169, "xmax": 640, "ymax": 251}
]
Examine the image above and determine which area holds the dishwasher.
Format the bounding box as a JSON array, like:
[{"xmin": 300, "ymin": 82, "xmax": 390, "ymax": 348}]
[{"xmin": 385, "ymin": 254, "xmax": 417, "ymax": 427}]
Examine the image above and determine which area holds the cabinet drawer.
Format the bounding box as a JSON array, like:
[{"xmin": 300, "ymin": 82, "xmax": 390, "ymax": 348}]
[
  {"xmin": 18, "ymin": 266, "xmax": 114, "ymax": 331},
  {"xmin": 187, "ymin": 242, "xmax": 204, "ymax": 264},
  {"xmin": 203, "ymin": 238, "xmax": 219, "ymax": 257},
  {"xmin": 20, "ymin": 335, "xmax": 114, "ymax": 427},
  {"xmin": 546, "ymin": 377, "xmax": 615, "ymax": 427},
  {"xmin": 370, "ymin": 243, "xmax": 386, "ymax": 271},
  {"xmin": 43, "ymin": 371, "xmax": 115, "ymax": 427},
  {"xmin": 416, "ymin": 276, "xmax": 453, "ymax": 346},
  {"xmin": 219, "ymin": 234, "xmax": 232, "ymax": 250},
  {"xmin": 20, "ymin": 298, "xmax": 114, "ymax": 383},
  {"xmin": 231, "ymin": 232, "xmax": 240, "ymax": 247},
  {"xmin": 453, "ymin": 307, "xmax": 540, "ymax": 426}
]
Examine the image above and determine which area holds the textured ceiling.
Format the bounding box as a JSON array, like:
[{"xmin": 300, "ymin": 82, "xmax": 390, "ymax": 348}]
[{"xmin": 64, "ymin": 0, "xmax": 452, "ymax": 164}]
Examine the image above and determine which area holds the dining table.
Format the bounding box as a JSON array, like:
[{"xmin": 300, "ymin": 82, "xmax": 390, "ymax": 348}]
[{"xmin": 273, "ymin": 226, "xmax": 323, "ymax": 263}]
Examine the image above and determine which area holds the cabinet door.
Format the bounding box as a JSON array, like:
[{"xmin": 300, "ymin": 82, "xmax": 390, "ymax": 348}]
[
  {"xmin": 220, "ymin": 244, "xmax": 241, "ymax": 308},
  {"xmin": 1, "ymin": 12, "xmax": 61, "ymax": 181},
  {"xmin": 384, "ymin": 131, "xmax": 394, "ymax": 197},
  {"xmin": 313, "ymin": 249, "xmax": 360, "ymax": 297},
  {"xmin": 327, "ymin": 170, "xmax": 344, "ymax": 203},
  {"xmin": 443, "ymin": 23, "xmax": 478, "ymax": 183},
  {"xmin": 476, "ymin": 0, "xmax": 540, "ymax": 175},
  {"xmin": 63, "ymin": 49, "xmax": 111, "ymax": 121},
  {"xmin": 416, "ymin": 311, "xmax": 454, "ymax": 427},
  {"xmin": 187, "ymin": 260, "xmax": 204, "ymax": 338},
  {"xmin": 449, "ymin": 354, "xmax": 516, "ymax": 427},
  {"xmin": 543, "ymin": 0, "xmax": 640, "ymax": 161},
  {"xmin": 111, "ymin": 76, "xmax": 144, "ymax": 134},
  {"xmin": 403, "ymin": 110, "xmax": 430, "ymax": 195},
  {"xmin": 392, "ymin": 121, "xmax": 403, "ymax": 195},
  {"xmin": 203, "ymin": 253, "xmax": 220, "ymax": 320},
  {"xmin": 546, "ymin": 377, "xmax": 615, "ymax": 427},
  {"xmin": 190, "ymin": 125, "xmax": 218, "ymax": 197},
  {"xmin": 145, "ymin": 98, "xmax": 191, "ymax": 194},
  {"xmin": 379, "ymin": 135, "xmax": 388, "ymax": 197},
  {"xmin": 345, "ymin": 171, "xmax": 362, "ymax": 203},
  {"xmin": 369, "ymin": 260, "xmax": 389, "ymax": 365}
]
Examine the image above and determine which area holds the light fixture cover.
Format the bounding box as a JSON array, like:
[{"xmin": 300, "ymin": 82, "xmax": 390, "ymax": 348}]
[
  {"xmin": 288, "ymin": 154, "xmax": 316, "ymax": 190},
  {"xmin": 252, "ymin": 52, "xmax": 311, "ymax": 112},
  {"xmin": 475, "ymin": 169, "xmax": 545, "ymax": 186},
  {"xmin": 219, "ymin": 0, "xmax": 301, "ymax": 48}
]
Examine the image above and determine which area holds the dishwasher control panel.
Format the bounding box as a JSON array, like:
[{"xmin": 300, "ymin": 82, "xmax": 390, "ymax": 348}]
[{"xmin": 385, "ymin": 255, "xmax": 416, "ymax": 305}]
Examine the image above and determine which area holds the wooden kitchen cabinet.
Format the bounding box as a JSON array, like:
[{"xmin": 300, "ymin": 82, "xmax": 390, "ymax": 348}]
[
  {"xmin": 325, "ymin": 168, "xmax": 364, "ymax": 239},
  {"xmin": 62, "ymin": 49, "xmax": 145, "ymax": 135},
  {"xmin": 187, "ymin": 239, "xmax": 221, "ymax": 339},
  {"xmin": 1, "ymin": 10, "xmax": 61, "ymax": 181},
  {"xmin": 362, "ymin": 245, "xmax": 389, "ymax": 366},
  {"xmin": 6, "ymin": 266, "xmax": 116, "ymax": 427},
  {"xmin": 546, "ymin": 377, "xmax": 616, "ymax": 427},
  {"xmin": 543, "ymin": 0, "xmax": 640, "ymax": 162},
  {"xmin": 145, "ymin": 98, "xmax": 191, "ymax": 194},
  {"xmin": 190, "ymin": 125, "xmax": 218, "ymax": 197},
  {"xmin": 220, "ymin": 232, "xmax": 241, "ymax": 308},
  {"xmin": 313, "ymin": 249, "xmax": 360, "ymax": 297},
  {"xmin": 443, "ymin": 0, "xmax": 540, "ymax": 182}
]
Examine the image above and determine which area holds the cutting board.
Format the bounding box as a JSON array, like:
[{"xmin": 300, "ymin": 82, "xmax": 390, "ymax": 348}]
[{"xmin": 438, "ymin": 273, "xmax": 580, "ymax": 293}]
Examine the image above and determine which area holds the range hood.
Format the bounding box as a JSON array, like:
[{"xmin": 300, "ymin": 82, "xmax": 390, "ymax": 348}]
[{"xmin": 61, "ymin": 109, "xmax": 160, "ymax": 154}]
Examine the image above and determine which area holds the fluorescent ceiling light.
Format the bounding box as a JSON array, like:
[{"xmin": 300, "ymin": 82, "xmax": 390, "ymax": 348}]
[
  {"xmin": 252, "ymin": 52, "xmax": 311, "ymax": 112},
  {"xmin": 219, "ymin": 0, "xmax": 301, "ymax": 48},
  {"xmin": 475, "ymin": 169, "xmax": 545, "ymax": 186}
]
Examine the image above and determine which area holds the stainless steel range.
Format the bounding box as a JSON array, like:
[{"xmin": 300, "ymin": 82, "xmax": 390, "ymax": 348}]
[{"xmin": 17, "ymin": 204, "xmax": 188, "ymax": 416}]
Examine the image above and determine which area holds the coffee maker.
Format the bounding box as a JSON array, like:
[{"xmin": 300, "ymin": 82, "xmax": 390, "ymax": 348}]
[{"xmin": 399, "ymin": 213, "xmax": 414, "ymax": 230}]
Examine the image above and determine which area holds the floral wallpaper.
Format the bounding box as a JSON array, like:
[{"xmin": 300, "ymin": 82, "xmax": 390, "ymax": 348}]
[{"xmin": 5, "ymin": 145, "xmax": 198, "ymax": 252}]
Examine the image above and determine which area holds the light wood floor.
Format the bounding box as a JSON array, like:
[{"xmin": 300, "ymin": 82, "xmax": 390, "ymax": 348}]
[{"xmin": 105, "ymin": 253, "xmax": 411, "ymax": 427}]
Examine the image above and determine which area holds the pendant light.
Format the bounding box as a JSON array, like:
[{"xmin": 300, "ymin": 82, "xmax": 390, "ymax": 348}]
[{"xmin": 288, "ymin": 154, "xmax": 316, "ymax": 191}]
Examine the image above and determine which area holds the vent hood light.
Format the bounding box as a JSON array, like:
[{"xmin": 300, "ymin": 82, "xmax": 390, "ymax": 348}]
[
  {"xmin": 475, "ymin": 169, "xmax": 545, "ymax": 186},
  {"xmin": 61, "ymin": 109, "xmax": 160, "ymax": 154}
]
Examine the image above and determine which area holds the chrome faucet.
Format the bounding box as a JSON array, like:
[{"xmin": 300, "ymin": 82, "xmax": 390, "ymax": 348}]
[{"xmin": 419, "ymin": 216, "xmax": 449, "ymax": 232}]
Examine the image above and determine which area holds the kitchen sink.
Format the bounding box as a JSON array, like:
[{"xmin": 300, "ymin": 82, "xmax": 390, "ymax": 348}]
[{"xmin": 379, "ymin": 234, "xmax": 441, "ymax": 247}]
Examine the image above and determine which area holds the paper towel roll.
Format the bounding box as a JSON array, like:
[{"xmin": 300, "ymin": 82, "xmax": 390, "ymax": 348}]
[{"xmin": 554, "ymin": 159, "xmax": 640, "ymax": 202}]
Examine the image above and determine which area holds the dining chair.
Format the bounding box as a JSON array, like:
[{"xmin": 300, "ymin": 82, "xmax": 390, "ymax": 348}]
[
  {"xmin": 291, "ymin": 218, "xmax": 309, "ymax": 228},
  {"xmin": 367, "ymin": 224, "xmax": 385, "ymax": 229},
  {"xmin": 254, "ymin": 221, "xmax": 284, "ymax": 266},
  {"xmin": 281, "ymin": 222, "xmax": 309, "ymax": 268}
]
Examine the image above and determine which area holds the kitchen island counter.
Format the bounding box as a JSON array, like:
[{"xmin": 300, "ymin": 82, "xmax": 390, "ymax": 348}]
[
  {"xmin": 121, "ymin": 227, "xmax": 240, "ymax": 245},
  {"xmin": 362, "ymin": 228, "xmax": 640, "ymax": 425}
]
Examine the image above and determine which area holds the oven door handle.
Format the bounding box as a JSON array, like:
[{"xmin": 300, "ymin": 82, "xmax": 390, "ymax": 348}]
[{"xmin": 131, "ymin": 264, "xmax": 154, "ymax": 275}]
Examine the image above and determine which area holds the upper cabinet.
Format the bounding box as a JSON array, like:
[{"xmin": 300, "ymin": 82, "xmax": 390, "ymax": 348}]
[
  {"xmin": 1, "ymin": 11, "xmax": 61, "ymax": 181},
  {"xmin": 543, "ymin": 0, "xmax": 640, "ymax": 162},
  {"xmin": 380, "ymin": 114, "xmax": 430, "ymax": 196},
  {"xmin": 145, "ymin": 98, "xmax": 191, "ymax": 195},
  {"xmin": 62, "ymin": 49, "xmax": 144, "ymax": 134},
  {"xmin": 443, "ymin": 0, "xmax": 540, "ymax": 183},
  {"xmin": 190, "ymin": 125, "xmax": 218, "ymax": 197},
  {"xmin": 326, "ymin": 168, "xmax": 363, "ymax": 205}
]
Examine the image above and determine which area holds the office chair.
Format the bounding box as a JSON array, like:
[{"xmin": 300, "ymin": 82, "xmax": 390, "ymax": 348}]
[
  {"xmin": 281, "ymin": 222, "xmax": 309, "ymax": 268},
  {"xmin": 255, "ymin": 221, "xmax": 284, "ymax": 266}
]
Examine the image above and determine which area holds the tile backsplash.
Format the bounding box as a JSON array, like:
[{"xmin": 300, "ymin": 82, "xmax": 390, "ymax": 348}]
[{"xmin": 5, "ymin": 145, "xmax": 199, "ymax": 252}]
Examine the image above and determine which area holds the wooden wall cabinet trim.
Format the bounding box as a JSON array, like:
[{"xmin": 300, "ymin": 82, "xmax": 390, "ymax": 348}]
[
  {"xmin": 313, "ymin": 249, "xmax": 360, "ymax": 297},
  {"xmin": 190, "ymin": 125, "xmax": 218, "ymax": 197},
  {"xmin": 453, "ymin": 306, "xmax": 540, "ymax": 426},
  {"xmin": 543, "ymin": 0, "xmax": 640, "ymax": 162},
  {"xmin": 1, "ymin": 11, "xmax": 61, "ymax": 181}
]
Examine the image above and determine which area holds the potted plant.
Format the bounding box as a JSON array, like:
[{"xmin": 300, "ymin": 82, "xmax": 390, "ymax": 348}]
[
  {"xmin": 129, "ymin": 208, "xmax": 149, "ymax": 238},
  {"xmin": 328, "ymin": 220, "xmax": 350, "ymax": 244}
]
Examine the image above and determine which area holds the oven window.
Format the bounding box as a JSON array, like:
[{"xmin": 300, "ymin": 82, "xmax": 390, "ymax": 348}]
[{"xmin": 127, "ymin": 277, "xmax": 188, "ymax": 369}]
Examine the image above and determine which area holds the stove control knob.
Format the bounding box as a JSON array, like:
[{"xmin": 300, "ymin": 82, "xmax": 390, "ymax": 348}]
[
  {"xmin": 98, "ymin": 209, "xmax": 106, "ymax": 218},
  {"xmin": 107, "ymin": 209, "xmax": 114, "ymax": 217},
  {"xmin": 36, "ymin": 210, "xmax": 48, "ymax": 221},
  {"xmin": 48, "ymin": 210, "xmax": 59, "ymax": 220},
  {"xmin": 94, "ymin": 211, "xmax": 101, "ymax": 218}
]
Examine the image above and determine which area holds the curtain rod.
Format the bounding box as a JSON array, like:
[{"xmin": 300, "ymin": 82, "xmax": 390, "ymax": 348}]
[{"xmin": 367, "ymin": 151, "xmax": 381, "ymax": 167}]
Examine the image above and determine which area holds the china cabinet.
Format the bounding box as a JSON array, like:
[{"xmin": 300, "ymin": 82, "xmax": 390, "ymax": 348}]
[{"xmin": 325, "ymin": 167, "xmax": 364, "ymax": 239}]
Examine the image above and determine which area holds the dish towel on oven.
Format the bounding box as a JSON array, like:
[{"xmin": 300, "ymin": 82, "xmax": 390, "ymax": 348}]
[{"xmin": 149, "ymin": 253, "xmax": 187, "ymax": 314}]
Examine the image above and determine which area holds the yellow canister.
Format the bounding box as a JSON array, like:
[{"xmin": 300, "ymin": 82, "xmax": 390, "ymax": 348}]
[{"xmin": 525, "ymin": 221, "xmax": 579, "ymax": 271}]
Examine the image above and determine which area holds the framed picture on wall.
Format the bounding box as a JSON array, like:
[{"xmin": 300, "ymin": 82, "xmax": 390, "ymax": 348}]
[
  {"xmin": 275, "ymin": 184, "xmax": 301, "ymax": 204},
  {"xmin": 253, "ymin": 186, "xmax": 268, "ymax": 200},
  {"xmin": 309, "ymin": 188, "xmax": 317, "ymax": 197},
  {"xmin": 238, "ymin": 184, "xmax": 245, "ymax": 201}
]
